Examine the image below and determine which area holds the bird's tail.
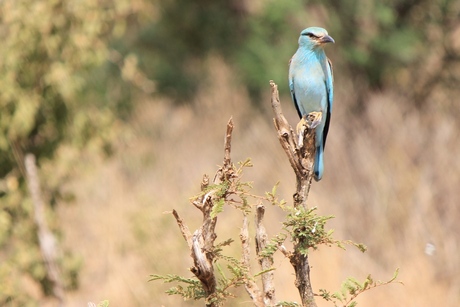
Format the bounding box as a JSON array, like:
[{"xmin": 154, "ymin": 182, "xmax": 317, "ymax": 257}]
[{"xmin": 314, "ymin": 145, "xmax": 324, "ymax": 181}]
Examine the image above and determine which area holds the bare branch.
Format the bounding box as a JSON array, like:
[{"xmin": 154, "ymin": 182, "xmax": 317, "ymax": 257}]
[
  {"xmin": 214, "ymin": 117, "xmax": 235, "ymax": 184},
  {"xmin": 24, "ymin": 154, "xmax": 65, "ymax": 306},
  {"xmin": 201, "ymin": 174, "xmax": 210, "ymax": 190},
  {"xmin": 270, "ymin": 81, "xmax": 304, "ymax": 179},
  {"xmin": 240, "ymin": 215, "xmax": 263, "ymax": 306},
  {"xmin": 190, "ymin": 229, "xmax": 217, "ymax": 298},
  {"xmin": 279, "ymin": 245, "xmax": 291, "ymax": 258},
  {"xmin": 224, "ymin": 117, "xmax": 234, "ymax": 171},
  {"xmin": 255, "ymin": 204, "xmax": 276, "ymax": 306},
  {"xmin": 173, "ymin": 118, "xmax": 238, "ymax": 307},
  {"xmin": 172, "ymin": 209, "xmax": 193, "ymax": 248}
]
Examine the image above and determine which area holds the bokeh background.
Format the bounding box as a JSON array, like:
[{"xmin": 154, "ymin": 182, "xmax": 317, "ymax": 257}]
[{"xmin": 1, "ymin": 0, "xmax": 459, "ymax": 306}]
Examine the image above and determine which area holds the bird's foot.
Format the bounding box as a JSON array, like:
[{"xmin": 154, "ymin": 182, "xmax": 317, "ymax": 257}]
[
  {"xmin": 306, "ymin": 111, "xmax": 322, "ymax": 129},
  {"xmin": 296, "ymin": 112, "xmax": 323, "ymax": 148}
]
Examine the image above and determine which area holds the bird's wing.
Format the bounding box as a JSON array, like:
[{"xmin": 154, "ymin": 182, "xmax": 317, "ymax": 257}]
[
  {"xmin": 322, "ymin": 58, "xmax": 334, "ymax": 149},
  {"xmin": 326, "ymin": 57, "xmax": 334, "ymax": 111},
  {"xmin": 289, "ymin": 56, "xmax": 303, "ymax": 118}
]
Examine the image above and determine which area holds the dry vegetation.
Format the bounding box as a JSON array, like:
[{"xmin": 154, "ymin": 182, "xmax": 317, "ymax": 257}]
[{"xmin": 57, "ymin": 58, "xmax": 459, "ymax": 306}]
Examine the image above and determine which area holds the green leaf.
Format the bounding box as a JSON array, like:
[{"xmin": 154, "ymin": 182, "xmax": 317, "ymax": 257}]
[{"xmin": 97, "ymin": 300, "xmax": 109, "ymax": 307}]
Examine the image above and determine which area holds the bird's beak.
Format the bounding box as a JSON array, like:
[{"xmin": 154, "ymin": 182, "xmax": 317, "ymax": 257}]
[{"xmin": 320, "ymin": 35, "xmax": 335, "ymax": 44}]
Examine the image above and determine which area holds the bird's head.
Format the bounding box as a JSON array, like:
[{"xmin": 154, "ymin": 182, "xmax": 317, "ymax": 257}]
[{"xmin": 298, "ymin": 27, "xmax": 335, "ymax": 49}]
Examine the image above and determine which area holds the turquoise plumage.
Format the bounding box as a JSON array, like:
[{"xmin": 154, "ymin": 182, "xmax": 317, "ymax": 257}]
[{"xmin": 289, "ymin": 27, "xmax": 334, "ymax": 181}]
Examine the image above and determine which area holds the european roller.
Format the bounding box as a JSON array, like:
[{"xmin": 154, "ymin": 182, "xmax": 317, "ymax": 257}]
[{"xmin": 289, "ymin": 27, "xmax": 334, "ymax": 181}]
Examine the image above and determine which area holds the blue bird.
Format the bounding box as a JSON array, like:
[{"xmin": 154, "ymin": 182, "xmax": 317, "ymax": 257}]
[{"xmin": 289, "ymin": 27, "xmax": 334, "ymax": 181}]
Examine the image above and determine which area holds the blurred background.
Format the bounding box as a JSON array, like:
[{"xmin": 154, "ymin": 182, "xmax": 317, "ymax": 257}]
[{"xmin": 1, "ymin": 0, "xmax": 459, "ymax": 306}]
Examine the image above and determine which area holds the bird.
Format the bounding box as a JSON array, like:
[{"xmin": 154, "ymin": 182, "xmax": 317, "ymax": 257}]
[{"xmin": 289, "ymin": 27, "xmax": 334, "ymax": 181}]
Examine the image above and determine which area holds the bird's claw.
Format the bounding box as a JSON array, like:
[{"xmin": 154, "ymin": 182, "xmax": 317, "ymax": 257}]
[
  {"xmin": 296, "ymin": 112, "xmax": 323, "ymax": 148},
  {"xmin": 307, "ymin": 111, "xmax": 322, "ymax": 129}
]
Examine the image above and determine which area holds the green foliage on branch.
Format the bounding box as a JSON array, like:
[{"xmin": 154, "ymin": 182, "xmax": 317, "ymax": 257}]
[
  {"xmin": 319, "ymin": 269, "xmax": 402, "ymax": 307},
  {"xmin": 260, "ymin": 203, "xmax": 367, "ymax": 258},
  {"xmin": 283, "ymin": 207, "xmax": 337, "ymax": 255},
  {"xmin": 150, "ymin": 274, "xmax": 207, "ymax": 301}
]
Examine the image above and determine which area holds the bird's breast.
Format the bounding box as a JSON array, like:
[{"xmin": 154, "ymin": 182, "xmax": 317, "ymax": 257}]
[{"xmin": 293, "ymin": 64, "xmax": 327, "ymax": 115}]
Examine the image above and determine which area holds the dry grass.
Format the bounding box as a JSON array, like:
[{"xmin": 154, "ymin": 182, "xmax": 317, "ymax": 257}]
[{"xmin": 57, "ymin": 57, "xmax": 459, "ymax": 306}]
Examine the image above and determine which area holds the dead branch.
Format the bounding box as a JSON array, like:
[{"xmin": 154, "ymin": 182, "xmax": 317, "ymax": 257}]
[
  {"xmin": 223, "ymin": 117, "xmax": 233, "ymax": 171},
  {"xmin": 191, "ymin": 228, "xmax": 217, "ymax": 299},
  {"xmin": 240, "ymin": 215, "xmax": 264, "ymax": 306},
  {"xmin": 172, "ymin": 210, "xmax": 193, "ymax": 248},
  {"xmin": 270, "ymin": 81, "xmax": 304, "ymax": 180},
  {"xmin": 171, "ymin": 118, "xmax": 237, "ymax": 307},
  {"xmin": 215, "ymin": 117, "xmax": 234, "ymax": 183},
  {"xmin": 188, "ymin": 174, "xmax": 218, "ymax": 306},
  {"xmin": 255, "ymin": 204, "xmax": 276, "ymax": 306},
  {"xmin": 24, "ymin": 154, "xmax": 65, "ymax": 306},
  {"xmin": 270, "ymin": 81, "xmax": 319, "ymax": 307}
]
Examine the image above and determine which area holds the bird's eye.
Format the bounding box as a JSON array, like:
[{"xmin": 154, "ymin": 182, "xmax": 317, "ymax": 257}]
[{"xmin": 303, "ymin": 32, "xmax": 318, "ymax": 39}]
